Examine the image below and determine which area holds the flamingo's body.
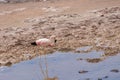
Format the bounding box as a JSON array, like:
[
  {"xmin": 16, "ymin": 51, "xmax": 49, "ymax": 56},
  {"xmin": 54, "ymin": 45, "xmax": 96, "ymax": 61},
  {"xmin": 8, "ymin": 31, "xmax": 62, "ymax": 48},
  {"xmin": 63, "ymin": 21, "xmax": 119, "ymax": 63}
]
[
  {"xmin": 31, "ymin": 36, "xmax": 57, "ymax": 47},
  {"xmin": 36, "ymin": 38, "xmax": 53, "ymax": 46}
]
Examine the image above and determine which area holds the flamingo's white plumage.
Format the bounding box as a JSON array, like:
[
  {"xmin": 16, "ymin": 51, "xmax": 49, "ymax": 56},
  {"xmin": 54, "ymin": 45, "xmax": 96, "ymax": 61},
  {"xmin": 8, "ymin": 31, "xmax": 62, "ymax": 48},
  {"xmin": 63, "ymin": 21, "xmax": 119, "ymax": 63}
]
[{"xmin": 31, "ymin": 35, "xmax": 57, "ymax": 47}]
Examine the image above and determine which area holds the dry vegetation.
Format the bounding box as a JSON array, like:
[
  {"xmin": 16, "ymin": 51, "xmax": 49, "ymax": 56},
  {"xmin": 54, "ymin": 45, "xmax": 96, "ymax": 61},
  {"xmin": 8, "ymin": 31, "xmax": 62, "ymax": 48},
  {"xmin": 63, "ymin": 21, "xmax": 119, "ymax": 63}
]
[{"xmin": 0, "ymin": 6, "xmax": 120, "ymax": 66}]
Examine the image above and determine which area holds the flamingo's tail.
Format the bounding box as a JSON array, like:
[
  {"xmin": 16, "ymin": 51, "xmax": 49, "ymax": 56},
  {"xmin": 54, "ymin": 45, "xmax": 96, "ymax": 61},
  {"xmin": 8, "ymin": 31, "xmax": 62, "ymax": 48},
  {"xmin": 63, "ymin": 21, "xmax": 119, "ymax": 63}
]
[{"xmin": 31, "ymin": 42, "xmax": 37, "ymax": 46}]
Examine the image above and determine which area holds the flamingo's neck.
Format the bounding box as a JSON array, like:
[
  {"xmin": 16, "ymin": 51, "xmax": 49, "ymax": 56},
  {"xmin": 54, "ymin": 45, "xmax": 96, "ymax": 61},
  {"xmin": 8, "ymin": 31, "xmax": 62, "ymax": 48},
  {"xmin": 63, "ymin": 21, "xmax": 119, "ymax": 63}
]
[{"xmin": 50, "ymin": 37, "xmax": 55, "ymax": 43}]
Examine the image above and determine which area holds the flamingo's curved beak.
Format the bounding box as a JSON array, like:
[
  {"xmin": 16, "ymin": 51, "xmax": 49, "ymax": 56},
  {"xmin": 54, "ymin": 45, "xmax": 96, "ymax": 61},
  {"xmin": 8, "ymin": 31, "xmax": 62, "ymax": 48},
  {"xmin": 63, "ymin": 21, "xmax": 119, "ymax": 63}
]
[{"xmin": 54, "ymin": 39, "xmax": 57, "ymax": 43}]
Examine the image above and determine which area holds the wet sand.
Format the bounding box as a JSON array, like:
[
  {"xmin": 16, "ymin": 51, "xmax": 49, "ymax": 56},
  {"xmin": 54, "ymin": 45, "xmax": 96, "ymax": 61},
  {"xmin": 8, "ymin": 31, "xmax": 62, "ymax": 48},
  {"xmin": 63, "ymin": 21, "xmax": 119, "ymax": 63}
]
[{"xmin": 0, "ymin": 0, "xmax": 120, "ymax": 66}]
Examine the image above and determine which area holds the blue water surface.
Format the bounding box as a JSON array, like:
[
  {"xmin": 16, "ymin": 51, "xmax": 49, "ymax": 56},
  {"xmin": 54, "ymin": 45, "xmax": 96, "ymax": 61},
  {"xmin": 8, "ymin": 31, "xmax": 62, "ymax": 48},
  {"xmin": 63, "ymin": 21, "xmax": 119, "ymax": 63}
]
[{"xmin": 0, "ymin": 50, "xmax": 120, "ymax": 80}]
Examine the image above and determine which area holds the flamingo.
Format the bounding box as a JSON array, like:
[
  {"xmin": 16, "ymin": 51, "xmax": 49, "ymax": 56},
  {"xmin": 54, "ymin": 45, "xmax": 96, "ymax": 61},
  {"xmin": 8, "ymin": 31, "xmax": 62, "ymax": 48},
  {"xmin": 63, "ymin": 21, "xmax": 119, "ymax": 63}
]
[
  {"xmin": 31, "ymin": 35, "xmax": 57, "ymax": 79},
  {"xmin": 31, "ymin": 35, "xmax": 57, "ymax": 47}
]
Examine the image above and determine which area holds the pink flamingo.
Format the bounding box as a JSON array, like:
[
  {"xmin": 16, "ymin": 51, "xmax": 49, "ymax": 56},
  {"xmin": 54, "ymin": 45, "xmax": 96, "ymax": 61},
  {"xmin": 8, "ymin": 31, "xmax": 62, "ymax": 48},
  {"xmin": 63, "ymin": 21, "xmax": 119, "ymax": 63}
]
[
  {"xmin": 31, "ymin": 35, "xmax": 57, "ymax": 47},
  {"xmin": 31, "ymin": 35, "xmax": 57, "ymax": 79}
]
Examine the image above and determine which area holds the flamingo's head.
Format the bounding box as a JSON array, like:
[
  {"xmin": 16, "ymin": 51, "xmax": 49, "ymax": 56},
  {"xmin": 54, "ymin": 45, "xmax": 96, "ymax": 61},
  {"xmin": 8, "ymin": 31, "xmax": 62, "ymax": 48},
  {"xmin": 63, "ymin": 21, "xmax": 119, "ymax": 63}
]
[{"xmin": 50, "ymin": 35, "xmax": 57, "ymax": 43}]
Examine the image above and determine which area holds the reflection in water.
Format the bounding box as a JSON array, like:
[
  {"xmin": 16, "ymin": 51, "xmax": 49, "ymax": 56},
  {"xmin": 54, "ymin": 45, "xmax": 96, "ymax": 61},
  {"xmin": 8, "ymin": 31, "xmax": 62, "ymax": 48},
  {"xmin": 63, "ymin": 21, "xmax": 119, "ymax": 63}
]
[{"xmin": 0, "ymin": 50, "xmax": 120, "ymax": 80}]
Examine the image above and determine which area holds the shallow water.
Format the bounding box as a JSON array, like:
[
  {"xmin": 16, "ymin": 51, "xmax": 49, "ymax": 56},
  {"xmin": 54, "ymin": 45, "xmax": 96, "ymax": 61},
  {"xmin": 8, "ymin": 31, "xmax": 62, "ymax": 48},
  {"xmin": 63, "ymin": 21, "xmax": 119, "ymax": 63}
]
[{"xmin": 0, "ymin": 50, "xmax": 120, "ymax": 80}]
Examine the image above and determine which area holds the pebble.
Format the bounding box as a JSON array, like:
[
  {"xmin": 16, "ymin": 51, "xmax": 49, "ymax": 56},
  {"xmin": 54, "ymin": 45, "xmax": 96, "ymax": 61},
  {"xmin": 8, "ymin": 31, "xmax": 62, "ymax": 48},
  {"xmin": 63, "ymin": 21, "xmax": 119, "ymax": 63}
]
[
  {"xmin": 98, "ymin": 78, "xmax": 102, "ymax": 80},
  {"xmin": 78, "ymin": 70, "xmax": 88, "ymax": 74},
  {"xmin": 5, "ymin": 61, "xmax": 12, "ymax": 67},
  {"xmin": 103, "ymin": 76, "xmax": 108, "ymax": 79},
  {"xmin": 110, "ymin": 69, "xmax": 119, "ymax": 73}
]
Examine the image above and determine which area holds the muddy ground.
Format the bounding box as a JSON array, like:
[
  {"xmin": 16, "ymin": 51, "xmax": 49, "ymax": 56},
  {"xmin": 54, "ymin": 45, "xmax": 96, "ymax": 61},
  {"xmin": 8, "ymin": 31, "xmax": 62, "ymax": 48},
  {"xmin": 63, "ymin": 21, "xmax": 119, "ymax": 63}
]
[
  {"xmin": 0, "ymin": 1, "xmax": 120, "ymax": 66},
  {"xmin": 0, "ymin": 0, "xmax": 58, "ymax": 3}
]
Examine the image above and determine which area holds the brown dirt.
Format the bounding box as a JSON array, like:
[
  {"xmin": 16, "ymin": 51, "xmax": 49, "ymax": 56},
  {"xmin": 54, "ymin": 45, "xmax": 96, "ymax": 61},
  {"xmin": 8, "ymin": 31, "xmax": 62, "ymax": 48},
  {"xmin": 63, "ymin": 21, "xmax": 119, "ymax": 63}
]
[
  {"xmin": 0, "ymin": 0, "xmax": 120, "ymax": 28},
  {"xmin": 0, "ymin": 0, "xmax": 120, "ymax": 66}
]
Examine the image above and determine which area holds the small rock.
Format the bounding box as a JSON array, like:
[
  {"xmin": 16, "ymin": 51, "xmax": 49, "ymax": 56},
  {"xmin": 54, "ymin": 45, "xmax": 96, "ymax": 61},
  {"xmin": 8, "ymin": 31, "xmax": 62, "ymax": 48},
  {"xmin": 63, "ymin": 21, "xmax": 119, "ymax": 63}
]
[
  {"xmin": 110, "ymin": 69, "xmax": 119, "ymax": 73},
  {"xmin": 86, "ymin": 58, "xmax": 102, "ymax": 63},
  {"xmin": 5, "ymin": 61, "xmax": 12, "ymax": 67},
  {"xmin": 103, "ymin": 76, "xmax": 108, "ymax": 79},
  {"xmin": 78, "ymin": 70, "xmax": 88, "ymax": 74},
  {"xmin": 98, "ymin": 78, "xmax": 102, "ymax": 80},
  {"xmin": 76, "ymin": 58, "xmax": 83, "ymax": 61},
  {"xmin": 100, "ymin": 14, "xmax": 104, "ymax": 17}
]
